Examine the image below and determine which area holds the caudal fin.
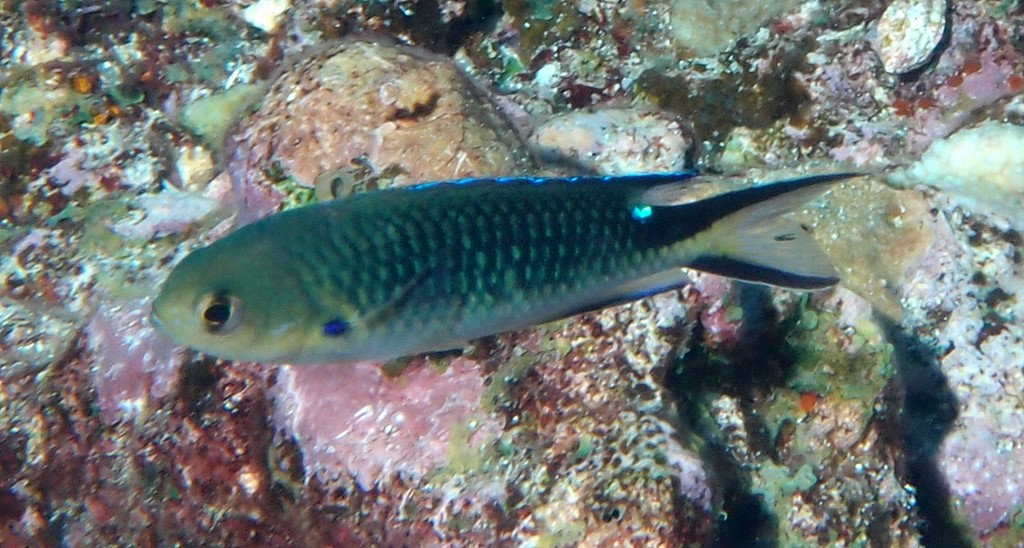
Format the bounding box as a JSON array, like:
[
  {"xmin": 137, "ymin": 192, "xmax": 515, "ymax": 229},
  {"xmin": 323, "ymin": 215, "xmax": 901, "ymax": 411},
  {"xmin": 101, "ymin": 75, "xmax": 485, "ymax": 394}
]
[{"xmin": 686, "ymin": 173, "xmax": 858, "ymax": 289}]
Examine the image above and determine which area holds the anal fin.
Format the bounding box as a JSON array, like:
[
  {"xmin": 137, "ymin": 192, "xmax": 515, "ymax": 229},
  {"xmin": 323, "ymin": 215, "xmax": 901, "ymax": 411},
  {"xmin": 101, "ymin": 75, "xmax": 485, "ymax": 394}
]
[{"xmin": 536, "ymin": 269, "xmax": 692, "ymax": 324}]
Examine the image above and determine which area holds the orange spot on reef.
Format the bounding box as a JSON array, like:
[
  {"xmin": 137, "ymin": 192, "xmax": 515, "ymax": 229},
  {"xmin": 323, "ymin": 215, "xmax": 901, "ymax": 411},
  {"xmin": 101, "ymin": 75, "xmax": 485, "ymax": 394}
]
[
  {"xmin": 71, "ymin": 74, "xmax": 93, "ymax": 94},
  {"xmin": 92, "ymin": 104, "xmax": 122, "ymax": 125},
  {"xmin": 946, "ymin": 73, "xmax": 964, "ymax": 87},
  {"xmin": 962, "ymin": 58, "xmax": 982, "ymax": 74},
  {"xmin": 892, "ymin": 98, "xmax": 913, "ymax": 116},
  {"xmin": 1009, "ymin": 74, "xmax": 1024, "ymax": 92},
  {"xmin": 799, "ymin": 392, "xmax": 820, "ymax": 413}
]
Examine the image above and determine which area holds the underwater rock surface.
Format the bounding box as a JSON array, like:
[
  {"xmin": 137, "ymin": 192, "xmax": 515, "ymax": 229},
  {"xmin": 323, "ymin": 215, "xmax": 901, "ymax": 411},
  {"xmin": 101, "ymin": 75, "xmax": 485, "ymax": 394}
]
[
  {"xmin": 0, "ymin": 0, "xmax": 1023, "ymax": 545},
  {"xmin": 226, "ymin": 39, "xmax": 536, "ymax": 220}
]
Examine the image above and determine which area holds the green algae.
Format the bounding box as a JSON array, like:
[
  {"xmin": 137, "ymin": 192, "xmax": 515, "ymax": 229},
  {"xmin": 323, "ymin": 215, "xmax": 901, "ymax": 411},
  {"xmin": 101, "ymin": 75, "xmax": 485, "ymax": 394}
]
[
  {"xmin": 636, "ymin": 44, "xmax": 810, "ymax": 143},
  {"xmin": 0, "ymin": 74, "xmax": 94, "ymax": 145},
  {"xmin": 77, "ymin": 199, "xmax": 133, "ymax": 255},
  {"xmin": 443, "ymin": 420, "xmax": 490, "ymax": 475},
  {"xmin": 502, "ymin": 0, "xmax": 585, "ymax": 55},
  {"xmin": 161, "ymin": 0, "xmax": 235, "ymax": 38},
  {"xmin": 536, "ymin": 520, "xmax": 586, "ymax": 548},
  {"xmin": 0, "ymin": 227, "xmax": 18, "ymax": 246},
  {"xmin": 178, "ymin": 83, "xmax": 265, "ymax": 149},
  {"xmin": 59, "ymin": 196, "xmax": 209, "ymax": 300},
  {"xmin": 570, "ymin": 433, "xmax": 594, "ymax": 464},
  {"xmin": 0, "ymin": 123, "xmax": 54, "ymax": 198},
  {"xmin": 669, "ymin": 287, "xmax": 898, "ymax": 542},
  {"xmin": 988, "ymin": 506, "xmax": 1024, "ymax": 547},
  {"xmin": 756, "ymin": 460, "xmax": 817, "ymax": 511},
  {"xmin": 495, "ymin": 46, "xmax": 526, "ymax": 91},
  {"xmin": 783, "ymin": 300, "xmax": 893, "ymax": 404},
  {"xmin": 134, "ymin": 0, "xmax": 159, "ymax": 15},
  {"xmin": 482, "ymin": 354, "xmax": 537, "ymax": 412}
]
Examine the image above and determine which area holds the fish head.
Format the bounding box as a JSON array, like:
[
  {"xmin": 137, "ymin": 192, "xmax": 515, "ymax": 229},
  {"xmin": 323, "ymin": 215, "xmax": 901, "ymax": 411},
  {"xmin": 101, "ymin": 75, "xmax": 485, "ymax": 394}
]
[{"xmin": 151, "ymin": 236, "xmax": 317, "ymax": 363}]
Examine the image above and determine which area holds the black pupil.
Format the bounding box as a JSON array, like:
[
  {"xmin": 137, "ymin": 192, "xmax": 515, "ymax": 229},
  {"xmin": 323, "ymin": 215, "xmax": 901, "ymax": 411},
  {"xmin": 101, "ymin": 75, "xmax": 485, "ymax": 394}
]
[{"xmin": 204, "ymin": 300, "xmax": 232, "ymax": 326}]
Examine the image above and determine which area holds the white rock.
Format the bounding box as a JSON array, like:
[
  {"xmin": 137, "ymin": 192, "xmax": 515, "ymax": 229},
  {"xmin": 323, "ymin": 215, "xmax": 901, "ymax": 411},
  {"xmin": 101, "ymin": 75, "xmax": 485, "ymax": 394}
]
[
  {"xmin": 531, "ymin": 109, "xmax": 693, "ymax": 175},
  {"xmin": 890, "ymin": 122, "xmax": 1024, "ymax": 225},
  {"xmin": 872, "ymin": 0, "xmax": 947, "ymax": 74},
  {"xmin": 242, "ymin": 0, "xmax": 291, "ymax": 33},
  {"xmin": 175, "ymin": 145, "xmax": 216, "ymax": 191}
]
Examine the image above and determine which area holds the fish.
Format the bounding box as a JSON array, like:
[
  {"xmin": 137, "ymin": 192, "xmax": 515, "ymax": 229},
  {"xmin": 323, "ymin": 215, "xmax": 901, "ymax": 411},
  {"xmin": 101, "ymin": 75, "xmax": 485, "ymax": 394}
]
[{"xmin": 151, "ymin": 172, "xmax": 856, "ymax": 365}]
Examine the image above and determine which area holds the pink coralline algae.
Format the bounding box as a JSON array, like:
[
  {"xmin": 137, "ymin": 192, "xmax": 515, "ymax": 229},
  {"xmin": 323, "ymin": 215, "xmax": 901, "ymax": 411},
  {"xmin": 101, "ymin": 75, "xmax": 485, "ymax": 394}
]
[
  {"xmin": 85, "ymin": 298, "xmax": 184, "ymax": 421},
  {"xmin": 689, "ymin": 273, "xmax": 745, "ymax": 351},
  {"xmin": 897, "ymin": 194, "xmax": 1024, "ymax": 537},
  {"xmin": 940, "ymin": 401, "xmax": 1024, "ymax": 534},
  {"xmin": 272, "ymin": 358, "xmax": 503, "ymax": 489}
]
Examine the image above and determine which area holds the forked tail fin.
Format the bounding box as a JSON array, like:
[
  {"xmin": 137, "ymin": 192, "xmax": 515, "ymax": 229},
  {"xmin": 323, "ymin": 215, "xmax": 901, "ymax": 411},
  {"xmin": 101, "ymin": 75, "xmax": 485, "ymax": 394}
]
[{"xmin": 683, "ymin": 173, "xmax": 858, "ymax": 289}]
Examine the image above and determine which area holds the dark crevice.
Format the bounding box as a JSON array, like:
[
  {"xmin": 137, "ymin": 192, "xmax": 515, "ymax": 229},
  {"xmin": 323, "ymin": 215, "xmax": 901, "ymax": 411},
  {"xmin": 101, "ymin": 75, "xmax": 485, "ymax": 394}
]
[
  {"xmin": 667, "ymin": 288, "xmax": 970, "ymax": 544},
  {"xmin": 338, "ymin": 0, "xmax": 503, "ymax": 55},
  {"xmin": 665, "ymin": 284, "xmax": 794, "ymax": 546}
]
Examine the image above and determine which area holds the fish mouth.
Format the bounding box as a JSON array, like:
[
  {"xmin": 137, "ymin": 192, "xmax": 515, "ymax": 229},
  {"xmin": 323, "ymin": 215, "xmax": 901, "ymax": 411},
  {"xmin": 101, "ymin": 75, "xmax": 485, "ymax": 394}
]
[
  {"xmin": 149, "ymin": 308, "xmax": 165, "ymax": 331},
  {"xmin": 149, "ymin": 298, "xmax": 169, "ymax": 333}
]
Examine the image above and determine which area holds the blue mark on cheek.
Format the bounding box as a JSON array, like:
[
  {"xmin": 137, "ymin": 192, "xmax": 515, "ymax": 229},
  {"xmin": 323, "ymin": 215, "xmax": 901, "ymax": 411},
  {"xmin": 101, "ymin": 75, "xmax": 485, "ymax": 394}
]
[
  {"xmin": 632, "ymin": 204, "xmax": 654, "ymax": 221},
  {"xmin": 323, "ymin": 318, "xmax": 350, "ymax": 337}
]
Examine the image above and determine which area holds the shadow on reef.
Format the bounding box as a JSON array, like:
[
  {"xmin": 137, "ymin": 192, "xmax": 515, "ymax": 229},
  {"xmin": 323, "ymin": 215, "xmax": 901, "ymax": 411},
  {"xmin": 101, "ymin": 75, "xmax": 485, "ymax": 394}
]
[
  {"xmin": 666, "ymin": 284, "xmax": 791, "ymax": 546},
  {"xmin": 878, "ymin": 316, "xmax": 972, "ymax": 547},
  {"xmin": 664, "ymin": 282, "xmax": 972, "ymax": 546}
]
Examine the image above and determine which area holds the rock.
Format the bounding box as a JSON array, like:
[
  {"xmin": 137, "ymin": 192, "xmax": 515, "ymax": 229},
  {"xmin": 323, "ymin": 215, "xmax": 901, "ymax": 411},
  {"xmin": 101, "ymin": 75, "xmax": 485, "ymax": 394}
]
[
  {"xmin": 889, "ymin": 121, "xmax": 1024, "ymax": 227},
  {"xmin": 226, "ymin": 39, "xmax": 535, "ymax": 220},
  {"xmin": 531, "ymin": 108, "xmax": 694, "ymax": 174},
  {"xmin": 873, "ymin": 0, "xmax": 948, "ymax": 74},
  {"xmin": 242, "ymin": 0, "xmax": 291, "ymax": 34}
]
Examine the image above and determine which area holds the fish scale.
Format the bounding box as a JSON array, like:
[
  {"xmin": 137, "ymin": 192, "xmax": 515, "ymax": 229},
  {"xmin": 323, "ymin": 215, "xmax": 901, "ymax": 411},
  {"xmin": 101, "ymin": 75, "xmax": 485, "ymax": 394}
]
[
  {"xmin": 310, "ymin": 178, "xmax": 688, "ymax": 335},
  {"xmin": 152, "ymin": 172, "xmax": 854, "ymax": 364}
]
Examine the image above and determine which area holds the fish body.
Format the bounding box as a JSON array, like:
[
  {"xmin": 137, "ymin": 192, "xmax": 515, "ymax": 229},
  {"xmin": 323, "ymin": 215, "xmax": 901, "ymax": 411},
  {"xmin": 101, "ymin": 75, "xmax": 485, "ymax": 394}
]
[{"xmin": 152, "ymin": 173, "xmax": 853, "ymax": 364}]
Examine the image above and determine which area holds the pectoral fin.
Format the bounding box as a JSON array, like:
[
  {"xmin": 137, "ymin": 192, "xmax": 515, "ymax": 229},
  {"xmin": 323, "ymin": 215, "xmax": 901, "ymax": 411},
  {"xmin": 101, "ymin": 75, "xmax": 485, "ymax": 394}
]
[{"xmin": 361, "ymin": 266, "xmax": 435, "ymax": 328}]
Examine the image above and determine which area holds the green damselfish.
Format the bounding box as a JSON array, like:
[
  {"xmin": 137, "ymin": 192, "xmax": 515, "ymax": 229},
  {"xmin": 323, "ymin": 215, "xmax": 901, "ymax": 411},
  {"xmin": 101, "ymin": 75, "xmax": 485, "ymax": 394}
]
[{"xmin": 152, "ymin": 172, "xmax": 856, "ymax": 364}]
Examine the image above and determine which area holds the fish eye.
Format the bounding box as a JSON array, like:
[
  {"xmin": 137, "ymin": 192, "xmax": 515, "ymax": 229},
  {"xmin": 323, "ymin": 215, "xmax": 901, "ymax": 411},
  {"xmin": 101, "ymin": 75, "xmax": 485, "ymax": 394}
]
[{"xmin": 199, "ymin": 292, "xmax": 244, "ymax": 334}]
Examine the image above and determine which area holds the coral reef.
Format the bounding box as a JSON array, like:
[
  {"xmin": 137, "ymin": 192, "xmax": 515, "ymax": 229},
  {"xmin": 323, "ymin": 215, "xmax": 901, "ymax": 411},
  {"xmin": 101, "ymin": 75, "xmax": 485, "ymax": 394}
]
[
  {"xmin": 1, "ymin": 0, "xmax": 1023, "ymax": 545},
  {"xmin": 666, "ymin": 0, "xmax": 806, "ymax": 57}
]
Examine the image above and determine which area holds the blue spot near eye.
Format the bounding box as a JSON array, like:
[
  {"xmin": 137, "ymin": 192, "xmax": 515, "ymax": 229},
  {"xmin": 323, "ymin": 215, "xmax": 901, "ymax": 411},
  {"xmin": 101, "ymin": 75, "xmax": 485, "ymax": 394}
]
[
  {"xmin": 323, "ymin": 318, "xmax": 350, "ymax": 337},
  {"xmin": 632, "ymin": 204, "xmax": 653, "ymax": 221}
]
